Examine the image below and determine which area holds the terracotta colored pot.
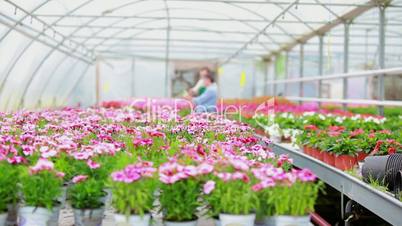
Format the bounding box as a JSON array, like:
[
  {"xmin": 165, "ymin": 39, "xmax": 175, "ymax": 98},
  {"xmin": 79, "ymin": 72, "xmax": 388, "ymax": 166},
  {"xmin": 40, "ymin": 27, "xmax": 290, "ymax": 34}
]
[
  {"xmin": 303, "ymin": 146, "xmax": 311, "ymax": 156},
  {"xmin": 255, "ymin": 129, "xmax": 266, "ymax": 136},
  {"xmin": 335, "ymin": 155, "xmax": 357, "ymax": 170},
  {"xmin": 315, "ymin": 149, "xmax": 324, "ymax": 161},
  {"xmin": 309, "ymin": 148, "xmax": 318, "ymax": 158},
  {"xmin": 323, "ymin": 152, "xmax": 336, "ymax": 166},
  {"xmin": 356, "ymin": 152, "xmax": 369, "ymax": 162}
]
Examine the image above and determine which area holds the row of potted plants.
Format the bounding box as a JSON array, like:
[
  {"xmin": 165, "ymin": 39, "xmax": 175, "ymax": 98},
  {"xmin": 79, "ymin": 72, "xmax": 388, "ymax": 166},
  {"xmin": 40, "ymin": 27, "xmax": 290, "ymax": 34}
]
[
  {"xmin": 251, "ymin": 111, "xmax": 401, "ymax": 170},
  {"xmin": 109, "ymin": 157, "xmax": 322, "ymax": 226},
  {"xmin": 0, "ymin": 107, "xmax": 322, "ymax": 226}
]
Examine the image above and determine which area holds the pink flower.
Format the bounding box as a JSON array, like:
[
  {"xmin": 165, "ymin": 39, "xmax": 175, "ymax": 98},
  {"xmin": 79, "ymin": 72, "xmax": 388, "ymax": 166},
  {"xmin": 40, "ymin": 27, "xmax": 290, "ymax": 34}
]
[
  {"xmin": 183, "ymin": 165, "xmax": 198, "ymax": 177},
  {"xmin": 7, "ymin": 156, "xmax": 26, "ymax": 165},
  {"xmin": 111, "ymin": 171, "xmax": 125, "ymax": 182},
  {"xmin": 72, "ymin": 175, "xmax": 88, "ymax": 183},
  {"xmin": 40, "ymin": 146, "xmax": 58, "ymax": 158},
  {"xmin": 216, "ymin": 172, "xmax": 232, "ymax": 182},
  {"xmin": 87, "ymin": 159, "xmax": 101, "ymax": 169},
  {"xmin": 72, "ymin": 152, "xmax": 92, "ymax": 160},
  {"xmin": 277, "ymin": 154, "xmax": 293, "ymax": 167},
  {"xmin": 350, "ymin": 129, "xmax": 364, "ymax": 137},
  {"xmin": 160, "ymin": 173, "xmax": 180, "ymax": 184},
  {"xmin": 230, "ymin": 159, "xmax": 249, "ymax": 171},
  {"xmin": 22, "ymin": 145, "xmax": 35, "ymax": 156},
  {"xmin": 203, "ymin": 180, "xmax": 215, "ymax": 194},
  {"xmin": 297, "ymin": 169, "xmax": 316, "ymax": 182},
  {"xmin": 56, "ymin": 171, "xmax": 65, "ymax": 178},
  {"xmin": 197, "ymin": 163, "xmax": 214, "ymax": 175},
  {"xmin": 30, "ymin": 158, "xmax": 54, "ymax": 174},
  {"xmin": 261, "ymin": 178, "xmax": 276, "ymax": 188},
  {"xmin": 252, "ymin": 183, "xmax": 263, "ymax": 192},
  {"xmin": 232, "ymin": 171, "xmax": 250, "ymax": 183}
]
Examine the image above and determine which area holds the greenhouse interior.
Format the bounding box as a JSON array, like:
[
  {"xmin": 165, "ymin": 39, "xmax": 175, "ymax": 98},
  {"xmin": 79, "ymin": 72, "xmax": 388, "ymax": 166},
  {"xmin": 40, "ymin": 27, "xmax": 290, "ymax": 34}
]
[{"xmin": 1, "ymin": 0, "xmax": 402, "ymax": 226}]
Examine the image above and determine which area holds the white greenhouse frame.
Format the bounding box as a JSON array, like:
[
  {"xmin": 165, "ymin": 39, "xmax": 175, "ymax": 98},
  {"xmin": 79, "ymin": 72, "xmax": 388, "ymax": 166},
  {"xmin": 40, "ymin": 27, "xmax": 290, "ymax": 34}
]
[{"xmin": 0, "ymin": 0, "xmax": 402, "ymax": 112}]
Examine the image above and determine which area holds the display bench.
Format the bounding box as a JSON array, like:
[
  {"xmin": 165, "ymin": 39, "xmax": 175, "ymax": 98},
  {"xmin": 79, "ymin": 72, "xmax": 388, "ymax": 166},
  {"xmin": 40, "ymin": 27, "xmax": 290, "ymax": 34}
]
[{"xmin": 271, "ymin": 142, "xmax": 402, "ymax": 226}]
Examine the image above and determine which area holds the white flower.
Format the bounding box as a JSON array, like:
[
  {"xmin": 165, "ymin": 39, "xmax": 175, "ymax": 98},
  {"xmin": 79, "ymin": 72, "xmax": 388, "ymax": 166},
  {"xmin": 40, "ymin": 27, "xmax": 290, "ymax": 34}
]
[
  {"xmin": 303, "ymin": 112, "xmax": 316, "ymax": 116},
  {"xmin": 335, "ymin": 117, "xmax": 344, "ymax": 123}
]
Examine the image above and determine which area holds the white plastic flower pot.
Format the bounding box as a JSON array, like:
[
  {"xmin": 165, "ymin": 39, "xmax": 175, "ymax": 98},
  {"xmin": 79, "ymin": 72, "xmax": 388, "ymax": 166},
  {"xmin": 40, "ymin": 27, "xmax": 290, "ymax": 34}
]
[
  {"xmin": 18, "ymin": 206, "xmax": 53, "ymax": 226},
  {"xmin": 0, "ymin": 212, "xmax": 7, "ymax": 226},
  {"xmin": 58, "ymin": 185, "xmax": 68, "ymax": 208},
  {"xmin": 270, "ymin": 135, "xmax": 282, "ymax": 143},
  {"xmin": 164, "ymin": 219, "xmax": 198, "ymax": 226},
  {"xmin": 114, "ymin": 213, "xmax": 151, "ymax": 226},
  {"xmin": 214, "ymin": 218, "xmax": 220, "ymax": 226},
  {"xmin": 219, "ymin": 213, "xmax": 256, "ymax": 226},
  {"xmin": 264, "ymin": 215, "xmax": 311, "ymax": 226},
  {"xmin": 6, "ymin": 204, "xmax": 18, "ymax": 226},
  {"xmin": 47, "ymin": 205, "xmax": 61, "ymax": 226},
  {"xmin": 73, "ymin": 207, "xmax": 105, "ymax": 226}
]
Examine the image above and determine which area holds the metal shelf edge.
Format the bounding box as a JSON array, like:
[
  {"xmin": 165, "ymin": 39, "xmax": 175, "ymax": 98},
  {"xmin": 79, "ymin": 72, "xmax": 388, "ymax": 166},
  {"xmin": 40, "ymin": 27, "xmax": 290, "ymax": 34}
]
[{"xmin": 271, "ymin": 142, "xmax": 402, "ymax": 226}]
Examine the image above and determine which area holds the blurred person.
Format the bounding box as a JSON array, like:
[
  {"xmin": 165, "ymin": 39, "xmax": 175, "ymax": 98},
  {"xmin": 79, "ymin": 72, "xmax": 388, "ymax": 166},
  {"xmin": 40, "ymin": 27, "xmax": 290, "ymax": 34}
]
[
  {"xmin": 184, "ymin": 72, "xmax": 217, "ymax": 113},
  {"xmin": 188, "ymin": 67, "xmax": 211, "ymax": 97}
]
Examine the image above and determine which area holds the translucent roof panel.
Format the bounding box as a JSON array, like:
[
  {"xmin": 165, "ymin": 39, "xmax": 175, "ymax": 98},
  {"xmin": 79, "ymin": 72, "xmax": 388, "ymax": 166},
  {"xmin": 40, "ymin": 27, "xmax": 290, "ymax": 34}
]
[
  {"xmin": 1, "ymin": 0, "xmax": 402, "ymax": 109},
  {"xmin": 2, "ymin": 0, "xmax": 389, "ymax": 62}
]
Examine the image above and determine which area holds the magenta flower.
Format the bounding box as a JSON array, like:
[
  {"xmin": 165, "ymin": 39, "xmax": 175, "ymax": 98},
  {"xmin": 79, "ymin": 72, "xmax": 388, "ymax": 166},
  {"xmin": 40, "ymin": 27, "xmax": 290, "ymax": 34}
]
[
  {"xmin": 111, "ymin": 171, "xmax": 126, "ymax": 182},
  {"xmin": 197, "ymin": 163, "xmax": 214, "ymax": 175},
  {"xmin": 87, "ymin": 159, "xmax": 101, "ymax": 169},
  {"xmin": 7, "ymin": 156, "xmax": 26, "ymax": 165},
  {"xmin": 56, "ymin": 171, "xmax": 65, "ymax": 178},
  {"xmin": 297, "ymin": 169, "xmax": 317, "ymax": 182},
  {"xmin": 229, "ymin": 159, "xmax": 249, "ymax": 171},
  {"xmin": 203, "ymin": 180, "xmax": 215, "ymax": 194},
  {"xmin": 29, "ymin": 158, "xmax": 54, "ymax": 174},
  {"xmin": 72, "ymin": 175, "xmax": 88, "ymax": 183}
]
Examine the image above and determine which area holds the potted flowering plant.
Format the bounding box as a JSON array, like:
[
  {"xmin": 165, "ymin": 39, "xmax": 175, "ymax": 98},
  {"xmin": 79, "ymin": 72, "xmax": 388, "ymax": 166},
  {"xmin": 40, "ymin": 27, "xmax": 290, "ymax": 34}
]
[
  {"xmin": 68, "ymin": 176, "xmax": 106, "ymax": 226},
  {"xmin": 158, "ymin": 161, "xmax": 201, "ymax": 226},
  {"xmin": 0, "ymin": 161, "xmax": 19, "ymax": 226},
  {"xmin": 110, "ymin": 161, "xmax": 158, "ymax": 226},
  {"xmin": 19, "ymin": 158, "xmax": 63, "ymax": 226},
  {"xmin": 254, "ymin": 167, "xmax": 322, "ymax": 226},
  {"xmin": 326, "ymin": 135, "xmax": 359, "ymax": 170},
  {"xmin": 204, "ymin": 159, "xmax": 258, "ymax": 226}
]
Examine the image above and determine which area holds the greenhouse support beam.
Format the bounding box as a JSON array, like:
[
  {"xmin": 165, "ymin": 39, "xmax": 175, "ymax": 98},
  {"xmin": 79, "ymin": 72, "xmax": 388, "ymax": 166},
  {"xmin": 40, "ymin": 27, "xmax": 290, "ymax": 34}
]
[
  {"xmin": 34, "ymin": 15, "xmax": 402, "ymax": 26},
  {"xmin": 284, "ymin": 51, "xmax": 289, "ymax": 96},
  {"xmin": 0, "ymin": 0, "xmax": 51, "ymax": 43},
  {"xmin": 318, "ymin": 35, "xmax": 324, "ymax": 106},
  {"xmin": 343, "ymin": 22, "xmax": 351, "ymax": 111},
  {"xmin": 55, "ymin": 25, "xmax": 402, "ymax": 39},
  {"xmin": 152, "ymin": 0, "xmax": 393, "ymax": 7},
  {"xmin": 0, "ymin": 0, "xmax": 96, "ymax": 108},
  {"xmin": 265, "ymin": 67, "xmax": 402, "ymax": 84},
  {"xmin": 91, "ymin": 6, "xmax": 274, "ymax": 56},
  {"xmin": 273, "ymin": 57, "xmax": 278, "ymax": 96},
  {"xmin": 264, "ymin": 0, "xmax": 386, "ymax": 60},
  {"xmin": 264, "ymin": 61, "xmax": 269, "ymax": 96},
  {"xmin": 221, "ymin": 0, "xmax": 298, "ymax": 65},
  {"xmin": 299, "ymin": 44, "xmax": 304, "ymax": 104},
  {"xmin": 378, "ymin": 5, "xmax": 386, "ymax": 116},
  {"xmin": 164, "ymin": 0, "xmax": 171, "ymax": 98},
  {"xmin": 131, "ymin": 59, "xmax": 136, "ymax": 97},
  {"xmin": 95, "ymin": 58, "xmax": 100, "ymax": 106},
  {"xmin": 3, "ymin": 1, "xmax": 93, "ymax": 58}
]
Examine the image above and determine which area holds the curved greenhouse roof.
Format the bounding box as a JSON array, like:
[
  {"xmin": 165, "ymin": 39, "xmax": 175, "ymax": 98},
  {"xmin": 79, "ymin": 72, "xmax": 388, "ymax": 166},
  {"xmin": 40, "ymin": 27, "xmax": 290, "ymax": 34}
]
[{"xmin": 0, "ymin": 0, "xmax": 401, "ymax": 110}]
